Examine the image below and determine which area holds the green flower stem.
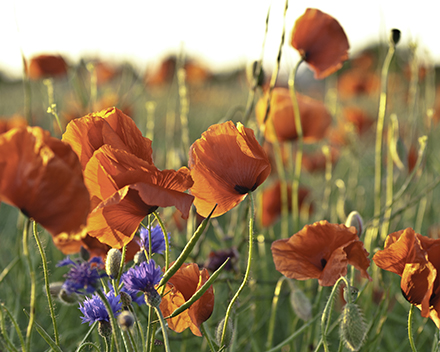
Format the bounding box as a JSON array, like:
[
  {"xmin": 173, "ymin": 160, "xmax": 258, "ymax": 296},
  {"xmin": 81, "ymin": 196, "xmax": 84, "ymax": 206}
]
[
  {"xmin": 200, "ymin": 323, "xmax": 217, "ymax": 352},
  {"xmin": 177, "ymin": 66, "xmax": 190, "ymax": 155},
  {"xmin": 96, "ymin": 290, "xmax": 122, "ymax": 352},
  {"xmin": 219, "ymin": 192, "xmax": 255, "ymax": 347},
  {"xmin": 32, "ymin": 221, "xmax": 59, "ymax": 346},
  {"xmin": 75, "ymin": 322, "xmax": 98, "ymax": 352},
  {"xmin": 288, "ymin": 58, "xmax": 304, "ymax": 232},
  {"xmin": 1, "ymin": 303, "xmax": 24, "ymax": 352},
  {"xmin": 366, "ymin": 38, "xmax": 396, "ymax": 252},
  {"xmin": 153, "ymin": 306, "xmax": 171, "ymax": 352},
  {"xmin": 266, "ymin": 276, "xmax": 286, "ymax": 350},
  {"xmin": 153, "ymin": 211, "xmax": 170, "ymax": 279},
  {"xmin": 408, "ymin": 304, "xmax": 418, "ymax": 352},
  {"xmin": 43, "ymin": 78, "xmax": 63, "ymax": 134},
  {"xmin": 22, "ymin": 218, "xmax": 34, "ymax": 352}
]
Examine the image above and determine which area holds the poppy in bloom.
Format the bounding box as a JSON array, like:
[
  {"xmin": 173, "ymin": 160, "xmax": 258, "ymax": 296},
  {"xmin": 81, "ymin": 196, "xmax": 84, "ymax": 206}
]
[
  {"xmin": 260, "ymin": 181, "xmax": 312, "ymax": 227},
  {"xmin": 63, "ymin": 107, "xmax": 194, "ymax": 248},
  {"xmin": 0, "ymin": 127, "xmax": 90, "ymax": 251},
  {"xmin": 26, "ymin": 54, "xmax": 68, "ymax": 80},
  {"xmin": 255, "ymin": 88, "xmax": 332, "ymax": 144},
  {"xmin": 290, "ymin": 8, "xmax": 349, "ymax": 79},
  {"xmin": 373, "ymin": 228, "xmax": 440, "ymax": 328},
  {"xmin": 205, "ymin": 247, "xmax": 239, "ymax": 273},
  {"xmin": 188, "ymin": 121, "xmax": 271, "ymax": 218},
  {"xmin": 337, "ymin": 68, "xmax": 380, "ymax": 99},
  {"xmin": 271, "ymin": 220, "xmax": 371, "ymax": 286},
  {"xmin": 79, "ymin": 291, "xmax": 122, "ymax": 326},
  {"xmin": 160, "ymin": 262, "xmax": 214, "ymax": 336}
]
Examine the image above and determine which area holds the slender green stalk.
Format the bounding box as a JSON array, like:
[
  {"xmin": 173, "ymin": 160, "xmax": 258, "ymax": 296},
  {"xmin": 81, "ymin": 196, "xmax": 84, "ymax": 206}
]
[
  {"xmin": 219, "ymin": 192, "xmax": 255, "ymax": 347},
  {"xmin": 75, "ymin": 322, "xmax": 98, "ymax": 352},
  {"xmin": 321, "ymin": 145, "xmax": 333, "ymax": 218},
  {"xmin": 43, "ymin": 78, "xmax": 63, "ymax": 133},
  {"xmin": 145, "ymin": 102, "xmax": 156, "ymax": 140},
  {"xmin": 177, "ymin": 67, "xmax": 190, "ymax": 155},
  {"xmin": 153, "ymin": 307, "xmax": 171, "ymax": 352},
  {"xmin": 200, "ymin": 323, "xmax": 217, "ymax": 352},
  {"xmin": 153, "ymin": 211, "xmax": 170, "ymax": 277},
  {"xmin": 266, "ymin": 277, "xmax": 286, "ymax": 350},
  {"xmin": 288, "ymin": 59, "xmax": 304, "ymax": 232},
  {"xmin": 1, "ymin": 303, "xmax": 24, "ymax": 352},
  {"xmin": 96, "ymin": 290, "xmax": 122, "ymax": 352},
  {"xmin": 408, "ymin": 304, "xmax": 418, "ymax": 352},
  {"xmin": 32, "ymin": 221, "xmax": 59, "ymax": 346},
  {"xmin": 366, "ymin": 36, "xmax": 397, "ymax": 251},
  {"xmin": 22, "ymin": 218, "xmax": 34, "ymax": 352}
]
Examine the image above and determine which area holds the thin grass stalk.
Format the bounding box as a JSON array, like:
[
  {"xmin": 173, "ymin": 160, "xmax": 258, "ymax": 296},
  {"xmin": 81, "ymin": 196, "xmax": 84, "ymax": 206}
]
[
  {"xmin": 177, "ymin": 67, "xmax": 190, "ymax": 155},
  {"xmin": 44, "ymin": 78, "xmax": 63, "ymax": 133},
  {"xmin": 200, "ymin": 323, "xmax": 217, "ymax": 352},
  {"xmin": 321, "ymin": 145, "xmax": 333, "ymax": 218},
  {"xmin": 219, "ymin": 192, "xmax": 255, "ymax": 347},
  {"xmin": 145, "ymin": 102, "xmax": 156, "ymax": 140},
  {"xmin": 153, "ymin": 307, "xmax": 171, "ymax": 352},
  {"xmin": 0, "ymin": 303, "xmax": 23, "ymax": 352},
  {"xmin": 96, "ymin": 290, "xmax": 122, "ymax": 352},
  {"xmin": 408, "ymin": 304, "xmax": 418, "ymax": 352},
  {"xmin": 0, "ymin": 257, "xmax": 19, "ymax": 284},
  {"xmin": 75, "ymin": 322, "xmax": 98, "ymax": 352},
  {"xmin": 22, "ymin": 218, "xmax": 34, "ymax": 352},
  {"xmin": 243, "ymin": 4, "xmax": 271, "ymax": 124},
  {"xmin": 266, "ymin": 276, "xmax": 286, "ymax": 350},
  {"xmin": 32, "ymin": 221, "xmax": 59, "ymax": 346},
  {"xmin": 288, "ymin": 59, "xmax": 304, "ymax": 232},
  {"xmin": 153, "ymin": 211, "xmax": 170, "ymax": 279},
  {"xmin": 87, "ymin": 62, "xmax": 98, "ymax": 112},
  {"xmin": 367, "ymin": 36, "xmax": 397, "ymax": 251},
  {"xmin": 22, "ymin": 310, "xmax": 62, "ymax": 352}
]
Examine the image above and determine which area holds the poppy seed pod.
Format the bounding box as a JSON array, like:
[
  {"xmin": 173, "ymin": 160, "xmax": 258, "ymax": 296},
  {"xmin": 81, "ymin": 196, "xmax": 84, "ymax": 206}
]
[
  {"xmin": 390, "ymin": 29, "xmax": 401, "ymax": 46},
  {"xmin": 215, "ymin": 317, "xmax": 234, "ymax": 348},
  {"xmin": 339, "ymin": 303, "xmax": 367, "ymax": 351}
]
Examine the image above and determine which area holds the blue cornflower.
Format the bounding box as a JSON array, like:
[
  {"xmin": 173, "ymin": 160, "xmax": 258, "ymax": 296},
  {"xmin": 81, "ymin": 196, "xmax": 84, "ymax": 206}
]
[
  {"xmin": 138, "ymin": 225, "xmax": 170, "ymax": 255},
  {"xmin": 109, "ymin": 280, "xmax": 145, "ymax": 306},
  {"xmin": 79, "ymin": 291, "xmax": 122, "ymax": 326},
  {"xmin": 122, "ymin": 260, "xmax": 162, "ymax": 293},
  {"xmin": 57, "ymin": 256, "xmax": 106, "ymax": 294}
]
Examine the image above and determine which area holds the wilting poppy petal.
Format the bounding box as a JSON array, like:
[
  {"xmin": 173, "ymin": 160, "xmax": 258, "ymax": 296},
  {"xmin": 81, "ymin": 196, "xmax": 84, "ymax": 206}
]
[
  {"xmin": 84, "ymin": 145, "xmax": 193, "ymax": 248},
  {"xmin": 189, "ymin": 121, "xmax": 271, "ymax": 218},
  {"xmin": 0, "ymin": 127, "xmax": 90, "ymax": 250},
  {"xmin": 62, "ymin": 107, "xmax": 153, "ymax": 169},
  {"xmin": 271, "ymin": 220, "xmax": 371, "ymax": 286},
  {"xmin": 255, "ymin": 88, "xmax": 332, "ymax": 143},
  {"xmin": 160, "ymin": 262, "xmax": 214, "ymax": 336},
  {"xmin": 290, "ymin": 8, "xmax": 349, "ymax": 79}
]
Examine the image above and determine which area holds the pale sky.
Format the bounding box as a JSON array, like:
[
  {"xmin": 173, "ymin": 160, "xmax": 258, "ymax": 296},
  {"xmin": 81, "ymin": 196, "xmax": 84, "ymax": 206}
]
[{"xmin": 1, "ymin": 0, "xmax": 438, "ymax": 79}]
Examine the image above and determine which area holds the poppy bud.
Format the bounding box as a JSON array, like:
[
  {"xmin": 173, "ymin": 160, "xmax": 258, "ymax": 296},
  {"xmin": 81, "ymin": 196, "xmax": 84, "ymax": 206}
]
[
  {"xmin": 105, "ymin": 248, "xmax": 122, "ymax": 279},
  {"xmin": 390, "ymin": 29, "xmax": 401, "ymax": 46},
  {"xmin": 215, "ymin": 317, "xmax": 234, "ymax": 348},
  {"xmin": 345, "ymin": 211, "xmax": 364, "ymax": 237},
  {"xmin": 58, "ymin": 288, "xmax": 80, "ymax": 305},
  {"xmin": 118, "ymin": 310, "xmax": 135, "ymax": 331},
  {"xmin": 98, "ymin": 320, "xmax": 113, "ymax": 338},
  {"xmin": 339, "ymin": 303, "xmax": 367, "ymax": 351},
  {"xmin": 246, "ymin": 60, "xmax": 265, "ymax": 89},
  {"xmin": 134, "ymin": 250, "xmax": 147, "ymax": 264},
  {"xmin": 290, "ymin": 285, "xmax": 312, "ymax": 321},
  {"xmin": 343, "ymin": 285, "xmax": 359, "ymax": 304}
]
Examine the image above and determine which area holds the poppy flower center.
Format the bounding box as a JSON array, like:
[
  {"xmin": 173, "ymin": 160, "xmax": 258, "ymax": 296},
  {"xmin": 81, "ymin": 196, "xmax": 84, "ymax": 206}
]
[
  {"xmin": 234, "ymin": 182, "xmax": 258, "ymax": 195},
  {"xmin": 320, "ymin": 258, "xmax": 327, "ymax": 269}
]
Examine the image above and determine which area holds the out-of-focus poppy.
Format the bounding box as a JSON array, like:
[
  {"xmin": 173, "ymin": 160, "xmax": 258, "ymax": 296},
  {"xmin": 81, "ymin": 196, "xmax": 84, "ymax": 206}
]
[
  {"xmin": 0, "ymin": 127, "xmax": 90, "ymax": 251},
  {"xmin": 259, "ymin": 181, "xmax": 312, "ymax": 227},
  {"xmin": 301, "ymin": 147, "xmax": 340, "ymax": 173},
  {"xmin": 63, "ymin": 107, "xmax": 194, "ymax": 248},
  {"xmin": 256, "ymin": 88, "xmax": 332, "ymax": 143},
  {"xmin": 373, "ymin": 228, "xmax": 440, "ymax": 328},
  {"xmin": 62, "ymin": 107, "xmax": 153, "ymax": 170},
  {"xmin": 0, "ymin": 114, "xmax": 27, "ymax": 134},
  {"xmin": 160, "ymin": 262, "xmax": 214, "ymax": 336},
  {"xmin": 26, "ymin": 54, "xmax": 68, "ymax": 80},
  {"xmin": 188, "ymin": 121, "xmax": 271, "ymax": 218},
  {"xmin": 342, "ymin": 107, "xmax": 375, "ymax": 135},
  {"xmin": 337, "ymin": 68, "xmax": 380, "ymax": 99},
  {"xmin": 92, "ymin": 60, "xmax": 121, "ymax": 85},
  {"xmin": 271, "ymin": 220, "xmax": 371, "ymax": 286},
  {"xmin": 290, "ymin": 8, "xmax": 349, "ymax": 79},
  {"xmin": 204, "ymin": 247, "xmax": 239, "ymax": 273}
]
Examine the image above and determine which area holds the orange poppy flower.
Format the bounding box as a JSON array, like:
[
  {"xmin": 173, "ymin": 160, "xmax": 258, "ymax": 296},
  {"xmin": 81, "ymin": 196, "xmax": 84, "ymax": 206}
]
[
  {"xmin": 301, "ymin": 147, "xmax": 340, "ymax": 173},
  {"xmin": 337, "ymin": 68, "xmax": 380, "ymax": 99},
  {"xmin": 290, "ymin": 8, "xmax": 349, "ymax": 79},
  {"xmin": 260, "ymin": 181, "xmax": 312, "ymax": 227},
  {"xmin": 255, "ymin": 88, "xmax": 332, "ymax": 143},
  {"xmin": 188, "ymin": 121, "xmax": 271, "ymax": 218},
  {"xmin": 84, "ymin": 145, "xmax": 194, "ymax": 248},
  {"xmin": 0, "ymin": 114, "xmax": 27, "ymax": 134},
  {"xmin": 26, "ymin": 54, "xmax": 68, "ymax": 80},
  {"xmin": 271, "ymin": 220, "xmax": 371, "ymax": 286},
  {"xmin": 0, "ymin": 127, "xmax": 90, "ymax": 251},
  {"xmin": 373, "ymin": 228, "xmax": 440, "ymax": 328},
  {"xmin": 342, "ymin": 107, "xmax": 375, "ymax": 135},
  {"xmin": 160, "ymin": 262, "xmax": 214, "ymax": 336},
  {"xmin": 62, "ymin": 107, "xmax": 152, "ymax": 170}
]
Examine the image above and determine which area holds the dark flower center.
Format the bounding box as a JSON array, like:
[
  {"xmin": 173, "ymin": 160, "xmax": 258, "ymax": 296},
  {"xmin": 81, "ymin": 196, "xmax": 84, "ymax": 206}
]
[
  {"xmin": 234, "ymin": 182, "xmax": 258, "ymax": 195},
  {"xmin": 321, "ymin": 258, "xmax": 327, "ymax": 269}
]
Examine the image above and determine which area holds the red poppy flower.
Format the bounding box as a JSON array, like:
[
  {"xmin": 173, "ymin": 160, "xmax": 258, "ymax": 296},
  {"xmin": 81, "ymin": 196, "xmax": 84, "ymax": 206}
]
[
  {"xmin": 271, "ymin": 220, "xmax": 371, "ymax": 286},
  {"xmin": 260, "ymin": 181, "xmax": 312, "ymax": 227},
  {"xmin": 0, "ymin": 127, "xmax": 90, "ymax": 251},
  {"xmin": 160, "ymin": 262, "xmax": 214, "ymax": 336},
  {"xmin": 83, "ymin": 145, "xmax": 194, "ymax": 248},
  {"xmin": 337, "ymin": 68, "xmax": 380, "ymax": 99},
  {"xmin": 26, "ymin": 54, "xmax": 68, "ymax": 80},
  {"xmin": 290, "ymin": 8, "xmax": 349, "ymax": 79},
  {"xmin": 188, "ymin": 121, "xmax": 271, "ymax": 218},
  {"xmin": 255, "ymin": 88, "xmax": 332, "ymax": 143},
  {"xmin": 342, "ymin": 107, "xmax": 375, "ymax": 135},
  {"xmin": 373, "ymin": 228, "xmax": 440, "ymax": 328}
]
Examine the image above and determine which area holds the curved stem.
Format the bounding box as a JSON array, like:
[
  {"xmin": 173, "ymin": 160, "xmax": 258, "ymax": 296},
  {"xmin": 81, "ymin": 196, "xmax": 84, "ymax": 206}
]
[
  {"xmin": 22, "ymin": 218, "xmax": 34, "ymax": 352},
  {"xmin": 154, "ymin": 306, "xmax": 171, "ymax": 352},
  {"xmin": 408, "ymin": 304, "xmax": 418, "ymax": 352},
  {"xmin": 220, "ymin": 192, "xmax": 255, "ymax": 347},
  {"xmin": 266, "ymin": 276, "xmax": 287, "ymax": 350},
  {"xmin": 288, "ymin": 59, "xmax": 304, "ymax": 232},
  {"xmin": 32, "ymin": 221, "xmax": 59, "ymax": 346}
]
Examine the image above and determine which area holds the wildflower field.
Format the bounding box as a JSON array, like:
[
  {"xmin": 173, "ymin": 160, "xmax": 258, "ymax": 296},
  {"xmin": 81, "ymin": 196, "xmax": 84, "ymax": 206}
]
[{"xmin": 1, "ymin": 5, "xmax": 440, "ymax": 352}]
